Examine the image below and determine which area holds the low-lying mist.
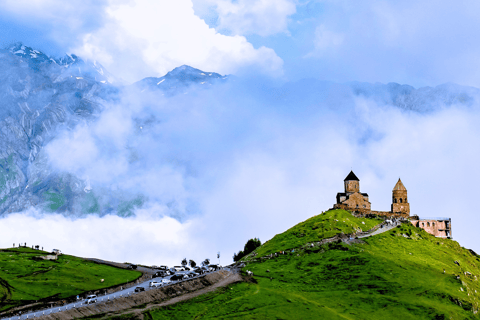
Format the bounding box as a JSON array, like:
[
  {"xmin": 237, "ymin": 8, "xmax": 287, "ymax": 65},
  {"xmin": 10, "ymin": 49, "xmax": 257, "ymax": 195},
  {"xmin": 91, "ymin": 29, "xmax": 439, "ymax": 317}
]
[{"xmin": 1, "ymin": 77, "xmax": 479, "ymax": 265}]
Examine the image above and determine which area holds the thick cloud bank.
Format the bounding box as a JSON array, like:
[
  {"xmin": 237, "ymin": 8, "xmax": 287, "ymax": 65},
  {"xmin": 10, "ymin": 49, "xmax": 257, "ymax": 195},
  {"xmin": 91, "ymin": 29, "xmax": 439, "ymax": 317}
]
[
  {"xmin": 1, "ymin": 79, "xmax": 480, "ymax": 265},
  {"xmin": 0, "ymin": 206, "xmax": 203, "ymax": 266}
]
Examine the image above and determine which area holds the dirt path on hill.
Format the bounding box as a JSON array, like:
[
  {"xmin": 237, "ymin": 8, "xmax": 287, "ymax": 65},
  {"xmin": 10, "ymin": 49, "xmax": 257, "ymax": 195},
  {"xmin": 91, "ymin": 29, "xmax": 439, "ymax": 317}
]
[
  {"xmin": 0, "ymin": 276, "xmax": 12, "ymax": 305},
  {"xmin": 356, "ymin": 221, "xmax": 400, "ymax": 238}
]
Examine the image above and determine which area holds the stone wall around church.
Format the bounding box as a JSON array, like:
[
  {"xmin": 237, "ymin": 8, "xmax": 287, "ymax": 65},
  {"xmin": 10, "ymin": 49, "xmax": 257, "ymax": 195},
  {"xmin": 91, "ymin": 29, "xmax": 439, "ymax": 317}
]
[{"xmin": 332, "ymin": 204, "xmax": 409, "ymax": 219}]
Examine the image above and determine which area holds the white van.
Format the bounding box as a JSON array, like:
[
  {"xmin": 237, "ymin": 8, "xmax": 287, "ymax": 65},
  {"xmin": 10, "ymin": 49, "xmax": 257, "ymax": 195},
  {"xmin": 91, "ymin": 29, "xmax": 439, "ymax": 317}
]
[
  {"xmin": 161, "ymin": 279, "xmax": 171, "ymax": 285},
  {"xmin": 85, "ymin": 295, "xmax": 97, "ymax": 304},
  {"xmin": 149, "ymin": 281, "xmax": 162, "ymax": 287}
]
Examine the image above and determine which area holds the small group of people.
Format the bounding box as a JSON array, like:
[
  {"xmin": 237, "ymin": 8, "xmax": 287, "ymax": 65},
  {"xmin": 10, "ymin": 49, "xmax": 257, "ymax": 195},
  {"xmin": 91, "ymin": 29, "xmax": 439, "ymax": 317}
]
[
  {"xmin": 13, "ymin": 242, "xmax": 43, "ymax": 251},
  {"xmin": 384, "ymin": 217, "xmax": 399, "ymax": 226}
]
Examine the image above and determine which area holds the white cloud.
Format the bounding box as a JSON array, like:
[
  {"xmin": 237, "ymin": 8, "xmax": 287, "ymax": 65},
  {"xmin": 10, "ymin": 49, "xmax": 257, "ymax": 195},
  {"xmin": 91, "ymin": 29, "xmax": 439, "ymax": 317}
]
[
  {"xmin": 305, "ymin": 24, "xmax": 345, "ymax": 57},
  {"xmin": 72, "ymin": 0, "xmax": 284, "ymax": 82},
  {"xmin": 205, "ymin": 0, "xmax": 296, "ymax": 37},
  {"xmin": 0, "ymin": 206, "xmax": 207, "ymax": 266}
]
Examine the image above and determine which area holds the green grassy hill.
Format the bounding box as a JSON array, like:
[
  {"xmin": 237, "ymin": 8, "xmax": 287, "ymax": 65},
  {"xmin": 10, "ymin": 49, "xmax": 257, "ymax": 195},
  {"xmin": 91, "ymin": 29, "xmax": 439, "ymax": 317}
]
[
  {"xmin": 111, "ymin": 209, "xmax": 480, "ymax": 320},
  {"xmin": 254, "ymin": 209, "xmax": 381, "ymax": 257},
  {"xmin": 0, "ymin": 248, "xmax": 141, "ymax": 313}
]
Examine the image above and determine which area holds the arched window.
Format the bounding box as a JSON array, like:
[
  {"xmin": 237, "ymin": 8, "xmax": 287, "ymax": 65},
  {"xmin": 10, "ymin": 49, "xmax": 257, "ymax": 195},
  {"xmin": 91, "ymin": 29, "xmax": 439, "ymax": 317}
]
[
  {"xmin": 427, "ymin": 222, "xmax": 430, "ymax": 227},
  {"xmin": 422, "ymin": 223, "xmax": 425, "ymax": 227},
  {"xmin": 405, "ymin": 198, "xmax": 408, "ymax": 203},
  {"xmin": 394, "ymin": 198, "xmax": 397, "ymax": 203},
  {"xmin": 399, "ymin": 198, "xmax": 403, "ymax": 203}
]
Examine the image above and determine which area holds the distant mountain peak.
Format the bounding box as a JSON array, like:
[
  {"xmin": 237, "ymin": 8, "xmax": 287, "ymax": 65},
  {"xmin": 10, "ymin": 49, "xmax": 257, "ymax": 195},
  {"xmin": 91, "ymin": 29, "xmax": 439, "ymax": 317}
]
[
  {"xmin": 132, "ymin": 65, "xmax": 228, "ymax": 94},
  {"xmin": 165, "ymin": 65, "xmax": 220, "ymax": 79},
  {"xmin": 8, "ymin": 42, "xmax": 51, "ymax": 63}
]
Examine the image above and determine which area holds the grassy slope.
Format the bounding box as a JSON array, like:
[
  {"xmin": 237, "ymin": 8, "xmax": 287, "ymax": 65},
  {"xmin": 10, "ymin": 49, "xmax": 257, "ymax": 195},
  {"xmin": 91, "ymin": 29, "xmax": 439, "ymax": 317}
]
[
  {"xmin": 254, "ymin": 209, "xmax": 381, "ymax": 257},
  {"xmin": 130, "ymin": 210, "xmax": 480, "ymax": 320},
  {"xmin": 0, "ymin": 248, "xmax": 142, "ymax": 312}
]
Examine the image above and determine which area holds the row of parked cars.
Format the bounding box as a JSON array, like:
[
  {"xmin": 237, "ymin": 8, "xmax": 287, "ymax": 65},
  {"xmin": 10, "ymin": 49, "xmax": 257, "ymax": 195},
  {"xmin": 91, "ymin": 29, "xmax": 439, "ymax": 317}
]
[
  {"xmin": 149, "ymin": 264, "xmax": 221, "ymax": 287},
  {"xmin": 153, "ymin": 265, "xmax": 219, "ymax": 277},
  {"xmin": 84, "ymin": 264, "xmax": 222, "ymax": 304}
]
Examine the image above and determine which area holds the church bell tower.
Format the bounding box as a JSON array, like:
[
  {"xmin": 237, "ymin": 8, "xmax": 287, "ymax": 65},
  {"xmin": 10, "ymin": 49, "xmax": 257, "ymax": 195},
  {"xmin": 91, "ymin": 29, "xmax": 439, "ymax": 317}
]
[{"xmin": 392, "ymin": 178, "xmax": 410, "ymax": 215}]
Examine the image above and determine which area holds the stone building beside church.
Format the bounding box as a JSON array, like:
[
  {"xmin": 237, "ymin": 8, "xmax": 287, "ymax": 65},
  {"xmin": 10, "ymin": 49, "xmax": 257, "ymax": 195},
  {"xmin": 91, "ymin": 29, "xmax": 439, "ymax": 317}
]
[{"xmin": 333, "ymin": 171, "xmax": 452, "ymax": 238}]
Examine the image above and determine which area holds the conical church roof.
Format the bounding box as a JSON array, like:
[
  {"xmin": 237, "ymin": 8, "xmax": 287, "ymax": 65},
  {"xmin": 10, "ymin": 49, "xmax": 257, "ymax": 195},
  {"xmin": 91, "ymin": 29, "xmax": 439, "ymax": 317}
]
[
  {"xmin": 344, "ymin": 170, "xmax": 359, "ymax": 181},
  {"xmin": 393, "ymin": 178, "xmax": 407, "ymax": 191}
]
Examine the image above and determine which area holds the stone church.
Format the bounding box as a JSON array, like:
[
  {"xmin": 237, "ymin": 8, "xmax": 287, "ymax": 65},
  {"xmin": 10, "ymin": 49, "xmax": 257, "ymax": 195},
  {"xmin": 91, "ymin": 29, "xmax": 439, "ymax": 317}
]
[
  {"xmin": 333, "ymin": 171, "xmax": 452, "ymax": 239},
  {"xmin": 335, "ymin": 171, "xmax": 371, "ymax": 211}
]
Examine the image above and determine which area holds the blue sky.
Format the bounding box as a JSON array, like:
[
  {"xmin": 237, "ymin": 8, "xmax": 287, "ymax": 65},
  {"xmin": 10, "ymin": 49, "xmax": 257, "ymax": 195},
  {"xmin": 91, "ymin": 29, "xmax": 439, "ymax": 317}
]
[{"xmin": 1, "ymin": 0, "xmax": 480, "ymax": 87}]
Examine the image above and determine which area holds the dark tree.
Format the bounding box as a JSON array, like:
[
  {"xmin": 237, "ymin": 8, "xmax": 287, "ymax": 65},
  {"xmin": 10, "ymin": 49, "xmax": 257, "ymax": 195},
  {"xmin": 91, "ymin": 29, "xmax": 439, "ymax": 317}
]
[
  {"xmin": 233, "ymin": 238, "xmax": 261, "ymax": 262},
  {"xmin": 181, "ymin": 258, "xmax": 188, "ymax": 267},
  {"xmin": 244, "ymin": 238, "xmax": 261, "ymax": 253},
  {"xmin": 202, "ymin": 258, "xmax": 210, "ymax": 266},
  {"xmin": 233, "ymin": 250, "xmax": 245, "ymax": 262},
  {"xmin": 189, "ymin": 259, "xmax": 196, "ymax": 268}
]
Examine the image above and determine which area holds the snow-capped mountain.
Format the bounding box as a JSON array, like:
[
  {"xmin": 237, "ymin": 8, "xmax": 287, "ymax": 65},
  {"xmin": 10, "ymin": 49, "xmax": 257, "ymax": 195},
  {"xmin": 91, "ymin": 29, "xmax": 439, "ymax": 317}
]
[
  {"xmin": 132, "ymin": 65, "xmax": 228, "ymax": 94},
  {"xmin": 8, "ymin": 42, "xmax": 118, "ymax": 84}
]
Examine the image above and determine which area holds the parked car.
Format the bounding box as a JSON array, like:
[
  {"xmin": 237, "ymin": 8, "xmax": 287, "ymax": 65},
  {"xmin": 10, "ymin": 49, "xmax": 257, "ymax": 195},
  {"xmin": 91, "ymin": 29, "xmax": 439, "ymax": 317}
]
[
  {"xmin": 85, "ymin": 295, "xmax": 97, "ymax": 304},
  {"xmin": 188, "ymin": 271, "xmax": 198, "ymax": 278},
  {"xmin": 154, "ymin": 271, "xmax": 168, "ymax": 278},
  {"xmin": 161, "ymin": 279, "xmax": 171, "ymax": 285},
  {"xmin": 170, "ymin": 274, "xmax": 187, "ymax": 281},
  {"xmin": 159, "ymin": 265, "xmax": 169, "ymax": 270},
  {"xmin": 149, "ymin": 281, "xmax": 161, "ymax": 287},
  {"xmin": 208, "ymin": 264, "xmax": 220, "ymax": 270},
  {"xmin": 173, "ymin": 266, "xmax": 185, "ymax": 272},
  {"xmin": 194, "ymin": 268, "xmax": 205, "ymax": 274},
  {"xmin": 128, "ymin": 264, "xmax": 137, "ymax": 270},
  {"xmin": 134, "ymin": 287, "xmax": 145, "ymax": 292},
  {"xmin": 184, "ymin": 266, "xmax": 190, "ymax": 271}
]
